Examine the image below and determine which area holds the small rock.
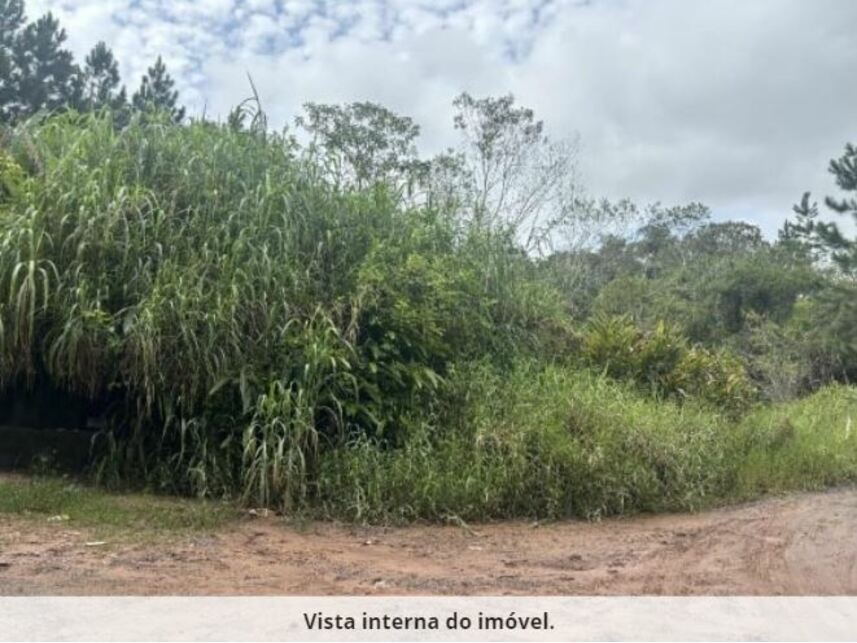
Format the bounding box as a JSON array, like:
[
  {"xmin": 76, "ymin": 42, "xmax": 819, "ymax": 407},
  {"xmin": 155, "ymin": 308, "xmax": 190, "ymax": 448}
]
[{"xmin": 47, "ymin": 515, "xmax": 70, "ymax": 522}]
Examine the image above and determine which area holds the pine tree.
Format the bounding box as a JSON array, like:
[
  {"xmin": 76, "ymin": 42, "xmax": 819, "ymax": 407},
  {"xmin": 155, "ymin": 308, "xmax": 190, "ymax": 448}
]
[
  {"xmin": 11, "ymin": 12, "xmax": 82, "ymax": 120},
  {"xmin": 0, "ymin": 0, "xmax": 24, "ymax": 40},
  {"xmin": 83, "ymin": 41, "xmax": 127, "ymax": 112},
  {"xmin": 131, "ymin": 56, "xmax": 185, "ymax": 123},
  {"xmin": 0, "ymin": 0, "xmax": 26, "ymax": 123},
  {"xmin": 784, "ymin": 143, "xmax": 857, "ymax": 276},
  {"xmin": 1, "ymin": 1, "xmax": 188, "ymax": 128}
]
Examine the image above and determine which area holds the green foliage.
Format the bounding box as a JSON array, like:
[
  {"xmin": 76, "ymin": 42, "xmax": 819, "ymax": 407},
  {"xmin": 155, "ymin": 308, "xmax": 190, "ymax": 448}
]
[
  {"xmin": 131, "ymin": 56, "xmax": 185, "ymax": 123},
  {"xmin": 669, "ymin": 345, "xmax": 756, "ymax": 414},
  {"xmin": 0, "ymin": 149, "xmax": 26, "ymax": 200},
  {"xmin": 0, "ymin": 1, "xmax": 26, "ymax": 115},
  {"xmin": 785, "ymin": 142, "xmax": 857, "ymax": 275},
  {"xmin": 82, "ymin": 41, "xmax": 127, "ymax": 115},
  {"xmin": 704, "ymin": 250, "xmax": 820, "ymax": 338},
  {"xmin": 295, "ymin": 101, "xmax": 425, "ymax": 191},
  {"xmin": 315, "ymin": 362, "xmax": 857, "ymax": 522},
  {"xmin": 553, "ymin": 214, "xmax": 822, "ymax": 346},
  {"xmin": 785, "ymin": 285, "xmax": 857, "ymax": 383},
  {"xmin": 449, "ymin": 92, "xmax": 578, "ymax": 253},
  {"xmin": 727, "ymin": 312, "xmax": 814, "ymax": 402},
  {"xmin": 0, "ymin": 112, "xmax": 566, "ymax": 510},
  {"xmin": 734, "ymin": 385, "xmax": 857, "ymax": 495},
  {"xmin": 0, "ymin": 0, "xmax": 183, "ymax": 126},
  {"xmin": 2, "ymin": 11, "xmax": 82, "ymax": 123},
  {"xmin": 316, "ymin": 363, "xmax": 734, "ymax": 521},
  {"xmin": 580, "ymin": 314, "xmax": 641, "ymax": 380},
  {"xmin": 580, "ymin": 314, "xmax": 756, "ymax": 413},
  {"xmin": 1, "ymin": 83, "xmax": 854, "ymax": 525}
]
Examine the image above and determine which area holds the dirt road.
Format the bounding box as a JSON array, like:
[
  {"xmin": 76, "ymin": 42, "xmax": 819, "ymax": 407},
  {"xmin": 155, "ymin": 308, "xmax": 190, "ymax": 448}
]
[{"xmin": 2, "ymin": 488, "xmax": 856, "ymax": 595}]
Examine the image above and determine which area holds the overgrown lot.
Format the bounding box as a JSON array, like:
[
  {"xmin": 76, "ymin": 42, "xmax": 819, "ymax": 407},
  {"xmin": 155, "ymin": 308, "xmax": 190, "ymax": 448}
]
[{"xmin": 1, "ymin": 112, "xmax": 855, "ymax": 523}]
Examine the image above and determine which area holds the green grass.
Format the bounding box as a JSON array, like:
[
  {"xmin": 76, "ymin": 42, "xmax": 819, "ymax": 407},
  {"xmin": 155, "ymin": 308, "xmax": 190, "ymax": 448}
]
[
  {"xmin": 0, "ymin": 474, "xmax": 237, "ymax": 536},
  {"xmin": 314, "ymin": 363, "xmax": 857, "ymax": 523},
  {"xmin": 1, "ymin": 376, "xmax": 854, "ymax": 530},
  {"xmin": 734, "ymin": 384, "xmax": 857, "ymax": 496}
]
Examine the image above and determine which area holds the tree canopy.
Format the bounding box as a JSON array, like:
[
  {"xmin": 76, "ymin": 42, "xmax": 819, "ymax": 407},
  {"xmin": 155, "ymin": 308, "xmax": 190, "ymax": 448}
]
[
  {"xmin": 784, "ymin": 142, "xmax": 857, "ymax": 276},
  {"xmin": 0, "ymin": 0, "xmax": 184, "ymax": 125}
]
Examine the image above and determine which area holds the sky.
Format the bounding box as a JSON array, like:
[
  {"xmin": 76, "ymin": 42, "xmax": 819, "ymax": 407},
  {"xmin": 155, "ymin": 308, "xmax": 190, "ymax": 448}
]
[{"xmin": 28, "ymin": 0, "xmax": 857, "ymax": 236}]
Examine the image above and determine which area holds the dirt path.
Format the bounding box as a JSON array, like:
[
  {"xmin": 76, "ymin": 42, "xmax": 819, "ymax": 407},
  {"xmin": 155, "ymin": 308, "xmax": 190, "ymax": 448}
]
[{"xmin": 2, "ymin": 488, "xmax": 857, "ymax": 595}]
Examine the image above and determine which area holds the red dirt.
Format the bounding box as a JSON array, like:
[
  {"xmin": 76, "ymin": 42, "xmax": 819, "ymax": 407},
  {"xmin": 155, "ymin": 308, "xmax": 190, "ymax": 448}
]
[{"xmin": 2, "ymin": 488, "xmax": 856, "ymax": 595}]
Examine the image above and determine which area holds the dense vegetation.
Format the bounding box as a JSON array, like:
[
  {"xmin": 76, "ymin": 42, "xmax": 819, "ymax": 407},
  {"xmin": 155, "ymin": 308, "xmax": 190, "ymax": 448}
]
[
  {"xmin": 0, "ymin": 105, "xmax": 854, "ymax": 522},
  {"xmin": 0, "ymin": 0, "xmax": 855, "ymax": 523}
]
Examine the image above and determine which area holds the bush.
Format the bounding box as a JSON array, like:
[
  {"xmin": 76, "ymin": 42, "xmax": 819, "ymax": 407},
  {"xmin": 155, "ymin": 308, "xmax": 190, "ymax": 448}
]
[
  {"xmin": 0, "ymin": 150, "xmax": 26, "ymax": 201},
  {"xmin": 580, "ymin": 314, "xmax": 756, "ymax": 413},
  {"xmin": 669, "ymin": 347, "xmax": 756, "ymax": 414},
  {"xmin": 727, "ymin": 312, "xmax": 813, "ymax": 402},
  {"xmin": 788, "ymin": 286, "xmax": 857, "ymax": 384}
]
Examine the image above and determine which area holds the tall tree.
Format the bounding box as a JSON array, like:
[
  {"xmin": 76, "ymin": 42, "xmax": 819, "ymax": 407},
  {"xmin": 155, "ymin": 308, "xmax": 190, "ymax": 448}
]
[
  {"xmin": 295, "ymin": 101, "xmax": 424, "ymax": 191},
  {"xmin": 0, "ymin": 0, "xmax": 26, "ymax": 122},
  {"xmin": 132, "ymin": 56, "xmax": 185, "ymax": 123},
  {"xmin": 783, "ymin": 142, "xmax": 857, "ymax": 276},
  {"xmin": 780, "ymin": 142, "xmax": 857, "ymax": 379},
  {"xmin": 10, "ymin": 12, "xmax": 82, "ymax": 121},
  {"xmin": 0, "ymin": 0, "xmax": 24, "ymax": 42},
  {"xmin": 450, "ymin": 92, "xmax": 578, "ymax": 253},
  {"xmin": 82, "ymin": 41, "xmax": 126, "ymax": 112}
]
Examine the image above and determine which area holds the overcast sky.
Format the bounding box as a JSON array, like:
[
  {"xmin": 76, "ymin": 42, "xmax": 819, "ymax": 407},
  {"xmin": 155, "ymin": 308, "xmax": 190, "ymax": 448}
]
[{"xmin": 30, "ymin": 0, "xmax": 857, "ymax": 236}]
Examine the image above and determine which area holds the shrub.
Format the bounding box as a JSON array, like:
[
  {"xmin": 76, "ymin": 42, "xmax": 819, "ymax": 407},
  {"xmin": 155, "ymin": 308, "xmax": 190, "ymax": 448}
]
[
  {"xmin": 580, "ymin": 314, "xmax": 756, "ymax": 412},
  {"xmin": 0, "ymin": 150, "xmax": 26, "ymax": 201},
  {"xmin": 669, "ymin": 346, "xmax": 756, "ymax": 415},
  {"xmin": 727, "ymin": 312, "xmax": 813, "ymax": 402}
]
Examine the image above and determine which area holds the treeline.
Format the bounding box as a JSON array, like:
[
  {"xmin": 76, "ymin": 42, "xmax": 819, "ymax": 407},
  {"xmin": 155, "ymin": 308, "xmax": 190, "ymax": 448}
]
[
  {"xmin": 0, "ymin": 0, "xmax": 184, "ymax": 125},
  {"xmin": 544, "ymin": 198, "xmax": 857, "ymax": 403}
]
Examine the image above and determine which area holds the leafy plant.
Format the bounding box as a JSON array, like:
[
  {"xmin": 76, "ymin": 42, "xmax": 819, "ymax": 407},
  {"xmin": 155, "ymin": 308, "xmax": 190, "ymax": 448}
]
[{"xmin": 581, "ymin": 314, "xmax": 755, "ymax": 412}]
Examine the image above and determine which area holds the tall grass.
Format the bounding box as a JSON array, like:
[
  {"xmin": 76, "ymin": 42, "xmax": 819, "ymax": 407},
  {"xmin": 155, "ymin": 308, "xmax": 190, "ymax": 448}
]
[
  {"xmin": 316, "ymin": 364, "xmax": 857, "ymax": 522},
  {"xmin": 0, "ymin": 112, "xmax": 567, "ymax": 508},
  {"xmin": 1, "ymin": 112, "xmax": 855, "ymax": 522},
  {"xmin": 734, "ymin": 384, "xmax": 857, "ymax": 495}
]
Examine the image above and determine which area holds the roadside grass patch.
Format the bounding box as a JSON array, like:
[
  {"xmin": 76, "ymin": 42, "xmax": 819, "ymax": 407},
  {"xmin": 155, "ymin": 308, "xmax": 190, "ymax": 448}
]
[
  {"xmin": 315, "ymin": 364, "xmax": 857, "ymax": 523},
  {"xmin": 0, "ymin": 474, "xmax": 237, "ymax": 535},
  {"xmin": 735, "ymin": 384, "xmax": 857, "ymax": 496}
]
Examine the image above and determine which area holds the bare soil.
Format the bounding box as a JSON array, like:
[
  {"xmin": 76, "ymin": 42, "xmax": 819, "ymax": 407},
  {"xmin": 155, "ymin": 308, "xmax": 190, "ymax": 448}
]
[{"xmin": 2, "ymin": 488, "xmax": 856, "ymax": 595}]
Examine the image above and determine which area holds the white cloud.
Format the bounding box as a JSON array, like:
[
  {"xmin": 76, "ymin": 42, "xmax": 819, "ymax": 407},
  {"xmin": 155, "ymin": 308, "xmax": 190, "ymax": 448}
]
[{"xmin": 25, "ymin": 0, "xmax": 857, "ymax": 235}]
